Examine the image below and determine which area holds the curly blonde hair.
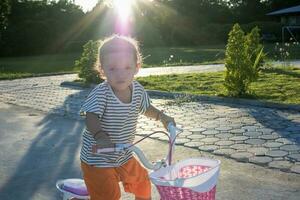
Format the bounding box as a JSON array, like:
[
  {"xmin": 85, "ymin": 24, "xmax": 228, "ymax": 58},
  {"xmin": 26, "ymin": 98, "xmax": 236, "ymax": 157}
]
[{"xmin": 94, "ymin": 34, "xmax": 142, "ymax": 78}]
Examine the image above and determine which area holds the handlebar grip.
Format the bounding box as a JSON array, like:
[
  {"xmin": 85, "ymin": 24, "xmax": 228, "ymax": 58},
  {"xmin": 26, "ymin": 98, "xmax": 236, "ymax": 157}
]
[
  {"xmin": 166, "ymin": 123, "xmax": 183, "ymax": 165},
  {"xmin": 167, "ymin": 122, "xmax": 183, "ymax": 140}
]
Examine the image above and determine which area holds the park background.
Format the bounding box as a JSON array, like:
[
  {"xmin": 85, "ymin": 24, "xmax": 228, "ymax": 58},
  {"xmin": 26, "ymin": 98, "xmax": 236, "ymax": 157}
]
[{"xmin": 0, "ymin": 0, "xmax": 299, "ymax": 104}]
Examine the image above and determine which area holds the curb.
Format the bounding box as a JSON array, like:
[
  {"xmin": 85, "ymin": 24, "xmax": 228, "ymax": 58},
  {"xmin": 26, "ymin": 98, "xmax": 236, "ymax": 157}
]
[
  {"xmin": 146, "ymin": 90, "xmax": 300, "ymax": 112},
  {"xmin": 0, "ymin": 72, "xmax": 77, "ymax": 81},
  {"xmin": 60, "ymin": 81, "xmax": 300, "ymax": 112}
]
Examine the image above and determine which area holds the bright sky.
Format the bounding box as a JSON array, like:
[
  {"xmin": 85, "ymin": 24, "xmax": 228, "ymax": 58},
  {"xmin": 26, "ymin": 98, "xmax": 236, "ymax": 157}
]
[{"xmin": 74, "ymin": 0, "xmax": 98, "ymax": 12}]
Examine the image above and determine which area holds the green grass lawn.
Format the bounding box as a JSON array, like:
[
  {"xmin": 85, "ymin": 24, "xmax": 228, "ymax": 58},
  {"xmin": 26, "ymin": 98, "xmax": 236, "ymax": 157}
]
[
  {"xmin": 137, "ymin": 66, "xmax": 300, "ymax": 105},
  {"xmin": 0, "ymin": 45, "xmax": 225, "ymax": 77},
  {"xmin": 0, "ymin": 53, "xmax": 82, "ymax": 80},
  {"xmin": 141, "ymin": 45, "xmax": 225, "ymax": 67},
  {"xmin": 0, "ymin": 45, "xmax": 225, "ymax": 80},
  {"xmin": 0, "ymin": 53, "xmax": 81, "ymax": 74},
  {"xmin": 0, "ymin": 43, "xmax": 299, "ymax": 80}
]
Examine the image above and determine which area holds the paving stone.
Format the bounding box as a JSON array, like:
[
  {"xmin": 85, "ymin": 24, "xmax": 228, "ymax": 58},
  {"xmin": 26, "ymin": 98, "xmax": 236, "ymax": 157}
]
[
  {"xmin": 202, "ymin": 120, "xmax": 217, "ymax": 125},
  {"xmin": 243, "ymin": 131, "xmax": 262, "ymax": 137},
  {"xmin": 257, "ymin": 128, "xmax": 274, "ymax": 134},
  {"xmin": 198, "ymin": 145, "xmax": 219, "ymax": 152},
  {"xmin": 200, "ymin": 137, "xmax": 220, "ymax": 144},
  {"xmin": 175, "ymin": 138, "xmax": 191, "ymax": 145},
  {"xmin": 158, "ymin": 135, "xmax": 169, "ymax": 141},
  {"xmin": 188, "ymin": 127, "xmax": 206, "ymax": 133},
  {"xmin": 289, "ymin": 133, "xmax": 300, "ymax": 139},
  {"xmin": 184, "ymin": 141, "xmax": 205, "ymax": 148},
  {"xmin": 275, "ymin": 138, "xmax": 296, "ymax": 145},
  {"xmin": 204, "ymin": 124, "xmax": 219, "ymax": 129},
  {"xmin": 215, "ymin": 126, "xmax": 233, "ymax": 131},
  {"xmin": 260, "ymin": 134, "xmax": 280, "ymax": 140},
  {"xmin": 280, "ymin": 144, "xmax": 300, "ymax": 151},
  {"xmin": 245, "ymin": 139, "xmax": 266, "ymax": 145},
  {"xmin": 230, "ymin": 129, "xmax": 244, "ymax": 134},
  {"xmin": 213, "ymin": 148, "xmax": 235, "ymax": 156},
  {"xmin": 290, "ymin": 165, "xmax": 300, "ymax": 174},
  {"xmin": 202, "ymin": 115, "xmax": 217, "ymax": 120},
  {"xmin": 266, "ymin": 150, "xmax": 288, "ymax": 157},
  {"xmin": 230, "ymin": 124, "xmax": 244, "ymax": 129},
  {"xmin": 3, "ymin": 74, "xmax": 300, "ymax": 175},
  {"xmin": 263, "ymin": 142, "xmax": 284, "ymax": 148},
  {"xmin": 230, "ymin": 152, "xmax": 253, "ymax": 162},
  {"xmin": 287, "ymin": 154, "xmax": 300, "ymax": 162},
  {"xmin": 286, "ymin": 126, "xmax": 300, "ymax": 132},
  {"xmin": 187, "ymin": 134, "xmax": 205, "ymax": 139},
  {"xmin": 273, "ymin": 130, "xmax": 291, "ymax": 137},
  {"xmin": 273, "ymin": 157, "xmax": 285, "ymax": 161},
  {"xmin": 242, "ymin": 120, "xmax": 256, "ymax": 125},
  {"xmin": 215, "ymin": 133, "xmax": 234, "ymax": 139},
  {"xmin": 230, "ymin": 144, "xmax": 251, "ymax": 150},
  {"xmin": 215, "ymin": 140, "xmax": 234, "ymax": 146},
  {"xmin": 202, "ymin": 130, "xmax": 219, "ymax": 135},
  {"xmin": 137, "ymin": 130, "xmax": 153, "ymax": 136},
  {"xmin": 247, "ymin": 147, "xmax": 268, "ymax": 156},
  {"xmin": 268, "ymin": 160, "xmax": 293, "ymax": 171},
  {"xmin": 230, "ymin": 136, "xmax": 249, "ymax": 141},
  {"xmin": 178, "ymin": 131, "xmax": 193, "ymax": 137},
  {"xmin": 242, "ymin": 125, "xmax": 257, "ymax": 131},
  {"xmin": 249, "ymin": 156, "xmax": 273, "ymax": 165}
]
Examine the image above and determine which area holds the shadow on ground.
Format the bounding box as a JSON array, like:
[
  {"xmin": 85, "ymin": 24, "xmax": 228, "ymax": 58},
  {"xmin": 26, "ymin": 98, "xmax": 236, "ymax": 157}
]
[{"xmin": 0, "ymin": 92, "xmax": 86, "ymax": 199}]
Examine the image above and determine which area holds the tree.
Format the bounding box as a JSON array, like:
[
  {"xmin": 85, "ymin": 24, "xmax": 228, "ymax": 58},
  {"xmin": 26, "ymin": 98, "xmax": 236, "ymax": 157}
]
[
  {"xmin": 228, "ymin": 0, "xmax": 268, "ymax": 23},
  {"xmin": 224, "ymin": 24, "xmax": 264, "ymax": 97},
  {"xmin": 0, "ymin": 0, "xmax": 85, "ymax": 56},
  {"xmin": 245, "ymin": 26, "xmax": 264, "ymax": 78},
  {"xmin": 0, "ymin": 0, "xmax": 10, "ymax": 44},
  {"xmin": 76, "ymin": 40, "xmax": 103, "ymax": 84}
]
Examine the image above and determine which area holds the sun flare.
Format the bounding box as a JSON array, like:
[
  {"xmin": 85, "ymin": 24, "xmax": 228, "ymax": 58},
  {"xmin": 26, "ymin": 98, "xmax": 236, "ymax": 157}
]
[{"xmin": 113, "ymin": 0, "xmax": 135, "ymax": 22}]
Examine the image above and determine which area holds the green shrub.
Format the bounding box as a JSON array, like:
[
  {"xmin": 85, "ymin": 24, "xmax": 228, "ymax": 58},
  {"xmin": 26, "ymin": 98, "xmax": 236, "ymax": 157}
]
[
  {"xmin": 76, "ymin": 40, "xmax": 103, "ymax": 84},
  {"xmin": 224, "ymin": 23, "xmax": 264, "ymax": 97},
  {"xmin": 245, "ymin": 26, "xmax": 265, "ymax": 75}
]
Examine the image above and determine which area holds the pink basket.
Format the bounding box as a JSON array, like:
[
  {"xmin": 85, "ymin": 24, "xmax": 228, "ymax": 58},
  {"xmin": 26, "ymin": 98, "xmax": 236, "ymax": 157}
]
[
  {"xmin": 150, "ymin": 158, "xmax": 220, "ymax": 200},
  {"xmin": 157, "ymin": 185, "xmax": 216, "ymax": 200}
]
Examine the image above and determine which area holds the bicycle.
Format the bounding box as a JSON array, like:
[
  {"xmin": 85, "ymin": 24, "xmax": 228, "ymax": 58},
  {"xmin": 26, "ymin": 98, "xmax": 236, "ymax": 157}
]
[{"xmin": 56, "ymin": 123, "xmax": 221, "ymax": 200}]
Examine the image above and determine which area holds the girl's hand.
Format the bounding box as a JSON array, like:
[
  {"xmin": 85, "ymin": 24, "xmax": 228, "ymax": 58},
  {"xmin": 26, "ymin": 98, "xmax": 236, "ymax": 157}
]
[{"xmin": 160, "ymin": 113, "xmax": 176, "ymax": 130}]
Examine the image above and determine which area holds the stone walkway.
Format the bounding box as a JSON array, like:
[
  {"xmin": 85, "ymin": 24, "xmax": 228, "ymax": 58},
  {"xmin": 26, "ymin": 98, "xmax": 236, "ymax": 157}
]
[
  {"xmin": 0, "ymin": 74, "xmax": 299, "ymax": 174},
  {"xmin": 136, "ymin": 60, "xmax": 300, "ymax": 77}
]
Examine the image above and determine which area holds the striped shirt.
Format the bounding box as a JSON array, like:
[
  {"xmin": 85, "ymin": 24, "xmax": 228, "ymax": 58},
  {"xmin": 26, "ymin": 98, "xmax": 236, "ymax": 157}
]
[{"xmin": 79, "ymin": 80, "xmax": 150, "ymax": 167}]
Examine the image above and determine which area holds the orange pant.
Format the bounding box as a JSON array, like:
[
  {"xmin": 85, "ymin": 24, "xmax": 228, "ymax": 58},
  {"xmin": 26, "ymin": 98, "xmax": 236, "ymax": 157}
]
[{"xmin": 81, "ymin": 157, "xmax": 151, "ymax": 200}]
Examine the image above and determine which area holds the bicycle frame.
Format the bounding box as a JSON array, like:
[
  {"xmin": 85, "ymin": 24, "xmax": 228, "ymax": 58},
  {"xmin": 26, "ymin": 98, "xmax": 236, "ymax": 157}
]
[{"xmin": 56, "ymin": 123, "xmax": 182, "ymax": 200}]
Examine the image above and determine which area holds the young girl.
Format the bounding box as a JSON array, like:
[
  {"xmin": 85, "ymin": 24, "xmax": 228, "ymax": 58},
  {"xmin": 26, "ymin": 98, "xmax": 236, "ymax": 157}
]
[{"xmin": 79, "ymin": 35, "xmax": 175, "ymax": 200}]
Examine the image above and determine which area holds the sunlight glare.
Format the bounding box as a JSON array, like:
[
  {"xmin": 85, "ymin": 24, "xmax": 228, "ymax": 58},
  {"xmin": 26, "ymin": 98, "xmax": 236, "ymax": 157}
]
[{"xmin": 113, "ymin": 0, "xmax": 134, "ymax": 22}]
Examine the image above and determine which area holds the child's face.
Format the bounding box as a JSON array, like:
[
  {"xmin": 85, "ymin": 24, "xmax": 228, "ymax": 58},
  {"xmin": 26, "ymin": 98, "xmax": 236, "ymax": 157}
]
[{"xmin": 101, "ymin": 52, "xmax": 140, "ymax": 91}]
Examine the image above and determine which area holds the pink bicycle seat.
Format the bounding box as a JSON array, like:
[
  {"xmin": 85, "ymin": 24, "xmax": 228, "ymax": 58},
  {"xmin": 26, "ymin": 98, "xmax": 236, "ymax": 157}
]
[{"xmin": 61, "ymin": 179, "xmax": 89, "ymax": 196}]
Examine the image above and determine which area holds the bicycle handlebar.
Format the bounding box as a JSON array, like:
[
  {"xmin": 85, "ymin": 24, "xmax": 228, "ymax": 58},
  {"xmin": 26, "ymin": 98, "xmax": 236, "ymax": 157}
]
[
  {"xmin": 130, "ymin": 123, "xmax": 183, "ymax": 170},
  {"xmin": 92, "ymin": 123, "xmax": 183, "ymax": 171}
]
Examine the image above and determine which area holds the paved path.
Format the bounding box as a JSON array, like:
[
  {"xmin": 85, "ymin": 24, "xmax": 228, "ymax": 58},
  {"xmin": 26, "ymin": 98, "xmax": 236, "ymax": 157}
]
[
  {"xmin": 137, "ymin": 64, "xmax": 224, "ymax": 77},
  {"xmin": 136, "ymin": 60, "xmax": 300, "ymax": 77},
  {"xmin": 0, "ymin": 102, "xmax": 299, "ymax": 200},
  {"xmin": 0, "ymin": 74, "xmax": 299, "ymax": 174}
]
